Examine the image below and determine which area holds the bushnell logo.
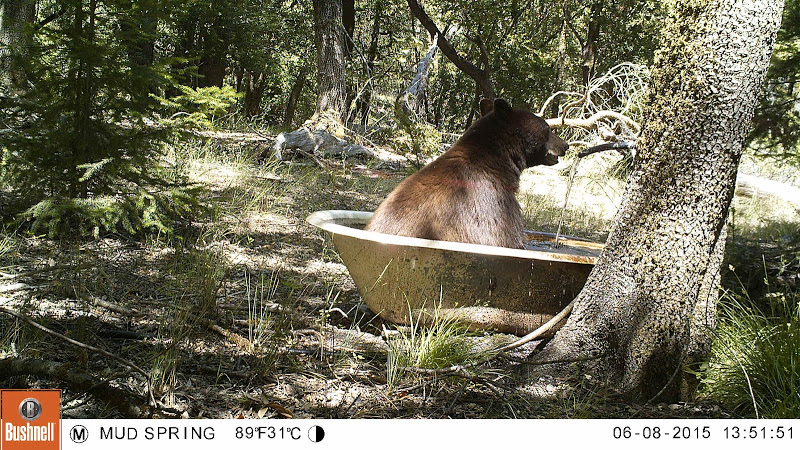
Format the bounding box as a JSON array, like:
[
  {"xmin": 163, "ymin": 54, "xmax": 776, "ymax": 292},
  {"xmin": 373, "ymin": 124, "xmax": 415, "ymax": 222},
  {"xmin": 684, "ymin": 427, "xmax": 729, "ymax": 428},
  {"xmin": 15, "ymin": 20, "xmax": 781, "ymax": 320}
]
[
  {"xmin": 1, "ymin": 390, "xmax": 61, "ymax": 450},
  {"xmin": 19, "ymin": 398, "xmax": 43, "ymax": 421}
]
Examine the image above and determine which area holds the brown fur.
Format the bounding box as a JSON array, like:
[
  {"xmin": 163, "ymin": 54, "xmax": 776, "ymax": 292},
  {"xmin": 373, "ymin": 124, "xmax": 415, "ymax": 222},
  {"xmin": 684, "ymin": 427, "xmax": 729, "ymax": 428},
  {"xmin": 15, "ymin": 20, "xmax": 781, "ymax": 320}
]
[{"xmin": 366, "ymin": 99, "xmax": 568, "ymax": 248}]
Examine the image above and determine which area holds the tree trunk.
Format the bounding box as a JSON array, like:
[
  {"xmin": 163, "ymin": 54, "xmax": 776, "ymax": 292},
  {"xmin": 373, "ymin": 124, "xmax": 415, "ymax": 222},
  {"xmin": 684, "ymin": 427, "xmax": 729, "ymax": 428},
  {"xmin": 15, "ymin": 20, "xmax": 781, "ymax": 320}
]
[
  {"xmin": 244, "ymin": 70, "xmax": 266, "ymax": 117},
  {"xmin": 198, "ymin": 56, "xmax": 226, "ymax": 88},
  {"xmin": 0, "ymin": 0, "xmax": 36, "ymax": 94},
  {"xmin": 552, "ymin": 17, "xmax": 569, "ymax": 117},
  {"xmin": 196, "ymin": 14, "xmax": 227, "ymax": 88},
  {"xmin": 358, "ymin": 0, "xmax": 383, "ymax": 128},
  {"xmin": 581, "ymin": 1, "xmax": 602, "ymax": 86},
  {"xmin": 342, "ymin": 0, "xmax": 355, "ymax": 57},
  {"xmin": 283, "ymin": 65, "xmax": 309, "ymax": 128},
  {"xmin": 312, "ymin": 0, "xmax": 347, "ymax": 121},
  {"xmin": 532, "ymin": 0, "xmax": 784, "ymax": 401}
]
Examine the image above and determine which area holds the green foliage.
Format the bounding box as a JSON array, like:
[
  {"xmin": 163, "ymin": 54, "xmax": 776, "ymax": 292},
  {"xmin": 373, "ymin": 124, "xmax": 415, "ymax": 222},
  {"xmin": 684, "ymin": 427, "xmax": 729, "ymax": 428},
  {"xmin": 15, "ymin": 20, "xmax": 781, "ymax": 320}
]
[
  {"xmin": 707, "ymin": 194, "xmax": 800, "ymax": 418},
  {"xmin": 156, "ymin": 85, "xmax": 242, "ymax": 129},
  {"xmin": 700, "ymin": 291, "xmax": 800, "ymax": 418},
  {"xmin": 0, "ymin": 0, "xmax": 203, "ymax": 237},
  {"xmin": 420, "ymin": 0, "xmax": 664, "ymax": 123},
  {"xmin": 391, "ymin": 122, "xmax": 443, "ymax": 163},
  {"xmin": 747, "ymin": 0, "xmax": 800, "ymax": 163},
  {"xmin": 19, "ymin": 187, "xmax": 202, "ymax": 238}
]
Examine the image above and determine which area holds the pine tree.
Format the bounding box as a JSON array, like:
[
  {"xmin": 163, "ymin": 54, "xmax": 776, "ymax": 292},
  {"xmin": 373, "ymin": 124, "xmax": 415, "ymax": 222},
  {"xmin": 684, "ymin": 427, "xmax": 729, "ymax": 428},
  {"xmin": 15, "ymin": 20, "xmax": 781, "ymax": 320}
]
[{"xmin": 1, "ymin": 0, "xmax": 201, "ymax": 237}]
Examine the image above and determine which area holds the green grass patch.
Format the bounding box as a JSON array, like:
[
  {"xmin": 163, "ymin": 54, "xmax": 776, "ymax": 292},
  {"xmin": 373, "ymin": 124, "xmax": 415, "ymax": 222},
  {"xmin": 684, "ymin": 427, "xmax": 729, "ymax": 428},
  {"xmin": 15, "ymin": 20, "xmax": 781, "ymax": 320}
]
[
  {"xmin": 699, "ymin": 290, "xmax": 800, "ymax": 418},
  {"xmin": 386, "ymin": 301, "xmax": 495, "ymax": 389}
]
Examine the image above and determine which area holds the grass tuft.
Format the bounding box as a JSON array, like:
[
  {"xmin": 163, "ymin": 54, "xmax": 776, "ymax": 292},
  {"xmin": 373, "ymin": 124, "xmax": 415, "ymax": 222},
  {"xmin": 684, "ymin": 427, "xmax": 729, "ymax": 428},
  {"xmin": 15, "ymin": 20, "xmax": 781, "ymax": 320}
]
[
  {"xmin": 699, "ymin": 289, "xmax": 800, "ymax": 418},
  {"xmin": 386, "ymin": 301, "xmax": 491, "ymax": 389}
]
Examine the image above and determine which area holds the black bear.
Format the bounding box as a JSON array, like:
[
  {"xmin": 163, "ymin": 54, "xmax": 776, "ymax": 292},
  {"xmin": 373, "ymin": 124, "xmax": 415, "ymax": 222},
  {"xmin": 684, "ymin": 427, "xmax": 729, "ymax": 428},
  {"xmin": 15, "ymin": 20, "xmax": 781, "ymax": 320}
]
[{"xmin": 366, "ymin": 98, "xmax": 568, "ymax": 248}]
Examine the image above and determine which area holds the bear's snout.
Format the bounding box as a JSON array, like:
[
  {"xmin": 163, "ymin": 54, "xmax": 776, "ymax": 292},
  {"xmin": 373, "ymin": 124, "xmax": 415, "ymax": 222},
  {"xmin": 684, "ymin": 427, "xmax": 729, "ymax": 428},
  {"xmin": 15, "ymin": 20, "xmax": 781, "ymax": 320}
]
[
  {"xmin": 544, "ymin": 133, "xmax": 568, "ymax": 165},
  {"xmin": 546, "ymin": 133, "xmax": 568, "ymax": 156}
]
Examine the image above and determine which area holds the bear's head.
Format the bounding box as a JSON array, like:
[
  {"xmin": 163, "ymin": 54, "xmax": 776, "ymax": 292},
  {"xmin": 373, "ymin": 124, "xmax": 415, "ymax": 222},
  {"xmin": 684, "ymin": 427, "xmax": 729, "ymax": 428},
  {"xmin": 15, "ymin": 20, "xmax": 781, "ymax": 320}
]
[{"xmin": 480, "ymin": 98, "xmax": 568, "ymax": 167}]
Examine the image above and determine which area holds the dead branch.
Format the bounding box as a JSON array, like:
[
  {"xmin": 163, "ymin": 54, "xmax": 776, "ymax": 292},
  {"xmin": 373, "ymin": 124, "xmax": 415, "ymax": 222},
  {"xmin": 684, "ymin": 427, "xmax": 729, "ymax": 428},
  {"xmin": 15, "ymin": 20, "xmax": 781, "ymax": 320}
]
[
  {"xmin": 201, "ymin": 318, "xmax": 253, "ymax": 350},
  {"xmin": 0, "ymin": 283, "xmax": 34, "ymax": 293},
  {"xmin": 577, "ymin": 141, "xmax": 637, "ymax": 158},
  {"xmin": 0, "ymin": 357, "xmax": 146, "ymax": 418},
  {"xmin": 77, "ymin": 291, "xmax": 142, "ymax": 317},
  {"xmin": 538, "ymin": 91, "xmax": 582, "ymax": 117},
  {"xmin": 546, "ymin": 111, "xmax": 641, "ymax": 133},
  {"xmin": 0, "ymin": 306, "xmax": 149, "ymax": 378},
  {"xmin": 191, "ymin": 129, "xmax": 273, "ymax": 143},
  {"xmin": 1, "ymin": 263, "xmax": 87, "ymax": 280},
  {"xmin": 499, "ymin": 353, "xmax": 603, "ymax": 366},
  {"xmin": 96, "ymin": 328, "xmax": 157, "ymax": 340},
  {"xmin": 406, "ymin": 0, "xmax": 494, "ymax": 99}
]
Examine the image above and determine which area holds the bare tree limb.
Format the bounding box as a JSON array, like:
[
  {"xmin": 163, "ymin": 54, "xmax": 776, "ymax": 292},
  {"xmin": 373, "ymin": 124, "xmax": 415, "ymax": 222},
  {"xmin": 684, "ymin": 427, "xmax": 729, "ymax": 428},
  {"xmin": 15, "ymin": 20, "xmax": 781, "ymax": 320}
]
[
  {"xmin": 577, "ymin": 141, "xmax": 637, "ymax": 158},
  {"xmin": 538, "ymin": 91, "xmax": 582, "ymax": 117},
  {"xmin": 406, "ymin": 0, "xmax": 495, "ymax": 99},
  {"xmin": 546, "ymin": 111, "xmax": 641, "ymax": 133}
]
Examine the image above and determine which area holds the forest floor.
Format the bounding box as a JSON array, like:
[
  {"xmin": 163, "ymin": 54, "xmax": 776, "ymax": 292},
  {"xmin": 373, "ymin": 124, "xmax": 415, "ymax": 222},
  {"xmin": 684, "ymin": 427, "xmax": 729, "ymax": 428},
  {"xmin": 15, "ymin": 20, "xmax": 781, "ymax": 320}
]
[{"xmin": 1, "ymin": 135, "xmax": 796, "ymax": 419}]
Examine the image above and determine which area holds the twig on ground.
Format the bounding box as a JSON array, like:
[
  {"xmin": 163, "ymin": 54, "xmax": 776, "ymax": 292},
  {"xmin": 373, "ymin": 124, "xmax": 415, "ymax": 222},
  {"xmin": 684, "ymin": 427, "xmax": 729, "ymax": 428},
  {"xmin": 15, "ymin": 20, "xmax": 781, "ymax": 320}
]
[
  {"xmin": 76, "ymin": 290, "xmax": 142, "ymax": 317},
  {"xmin": 0, "ymin": 263, "xmax": 88, "ymax": 280},
  {"xmin": 0, "ymin": 306, "xmax": 149, "ymax": 378},
  {"xmin": 218, "ymin": 303, "xmax": 287, "ymax": 314},
  {"xmin": 498, "ymin": 353, "xmax": 602, "ymax": 366},
  {"xmin": 0, "ymin": 283, "xmax": 37, "ymax": 293},
  {"xmin": 293, "ymin": 149, "xmax": 329, "ymax": 169}
]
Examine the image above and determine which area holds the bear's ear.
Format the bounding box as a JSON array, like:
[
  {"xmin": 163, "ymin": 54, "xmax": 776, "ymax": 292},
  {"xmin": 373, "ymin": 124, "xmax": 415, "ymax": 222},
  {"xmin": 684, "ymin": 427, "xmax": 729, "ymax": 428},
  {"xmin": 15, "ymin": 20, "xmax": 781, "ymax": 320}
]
[
  {"xmin": 479, "ymin": 98, "xmax": 494, "ymax": 117},
  {"xmin": 493, "ymin": 98, "xmax": 512, "ymax": 117}
]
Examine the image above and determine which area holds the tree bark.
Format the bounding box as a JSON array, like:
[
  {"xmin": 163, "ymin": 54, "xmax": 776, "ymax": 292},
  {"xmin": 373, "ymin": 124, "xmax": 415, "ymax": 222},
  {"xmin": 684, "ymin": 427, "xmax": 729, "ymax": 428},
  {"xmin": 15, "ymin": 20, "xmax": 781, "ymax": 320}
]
[
  {"xmin": 312, "ymin": 0, "xmax": 347, "ymax": 121},
  {"xmin": 244, "ymin": 70, "xmax": 266, "ymax": 117},
  {"xmin": 283, "ymin": 64, "xmax": 309, "ymax": 128},
  {"xmin": 358, "ymin": 0, "xmax": 383, "ymax": 128},
  {"xmin": 532, "ymin": 0, "xmax": 784, "ymax": 401},
  {"xmin": 406, "ymin": 0, "xmax": 495, "ymax": 100},
  {"xmin": 0, "ymin": 0, "xmax": 36, "ymax": 94},
  {"xmin": 196, "ymin": 13, "xmax": 227, "ymax": 88},
  {"xmin": 581, "ymin": 1, "xmax": 602, "ymax": 86},
  {"xmin": 342, "ymin": 0, "xmax": 355, "ymax": 57}
]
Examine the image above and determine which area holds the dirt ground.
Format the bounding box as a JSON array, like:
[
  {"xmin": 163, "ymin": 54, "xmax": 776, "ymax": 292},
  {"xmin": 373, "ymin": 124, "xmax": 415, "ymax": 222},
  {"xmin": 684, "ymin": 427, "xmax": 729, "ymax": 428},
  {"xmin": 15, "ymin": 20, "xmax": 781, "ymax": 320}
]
[{"xmin": 0, "ymin": 141, "xmax": 747, "ymax": 419}]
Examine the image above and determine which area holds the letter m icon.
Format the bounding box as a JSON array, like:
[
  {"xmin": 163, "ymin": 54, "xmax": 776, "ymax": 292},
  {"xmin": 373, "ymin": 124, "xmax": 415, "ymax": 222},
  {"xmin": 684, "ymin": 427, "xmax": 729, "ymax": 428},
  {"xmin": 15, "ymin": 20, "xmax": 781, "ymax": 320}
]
[{"xmin": 70, "ymin": 425, "xmax": 88, "ymax": 443}]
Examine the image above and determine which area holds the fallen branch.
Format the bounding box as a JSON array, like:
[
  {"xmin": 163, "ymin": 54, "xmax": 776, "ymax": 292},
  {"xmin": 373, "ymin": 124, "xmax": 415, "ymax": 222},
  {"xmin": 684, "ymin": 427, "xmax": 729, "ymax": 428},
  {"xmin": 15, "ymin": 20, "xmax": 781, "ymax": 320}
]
[
  {"xmin": 396, "ymin": 297, "xmax": 580, "ymax": 379},
  {"xmin": 218, "ymin": 302, "xmax": 287, "ymax": 314},
  {"xmin": 96, "ymin": 328, "xmax": 157, "ymax": 341},
  {"xmin": 0, "ymin": 306, "xmax": 149, "ymax": 378},
  {"xmin": 0, "ymin": 263, "xmax": 87, "ymax": 280},
  {"xmin": 77, "ymin": 291, "xmax": 142, "ymax": 317},
  {"xmin": 499, "ymin": 353, "xmax": 602, "ymax": 366},
  {"xmin": 0, "ymin": 283, "xmax": 34, "ymax": 293},
  {"xmin": 191, "ymin": 129, "xmax": 273, "ymax": 143},
  {"xmin": 202, "ymin": 318, "xmax": 253, "ymax": 350}
]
